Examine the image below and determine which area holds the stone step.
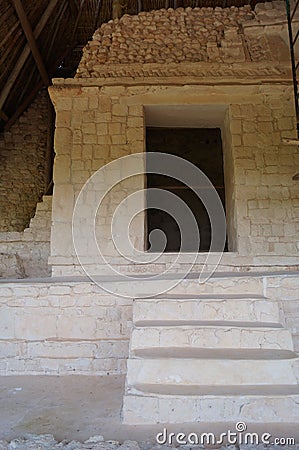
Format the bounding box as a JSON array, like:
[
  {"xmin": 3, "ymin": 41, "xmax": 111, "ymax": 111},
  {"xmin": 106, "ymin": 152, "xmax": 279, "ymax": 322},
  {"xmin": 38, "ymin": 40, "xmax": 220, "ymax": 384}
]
[
  {"xmin": 126, "ymin": 359, "xmax": 298, "ymax": 387},
  {"xmin": 130, "ymin": 326, "xmax": 294, "ymax": 355},
  {"xmin": 128, "ymin": 384, "xmax": 299, "ymax": 396},
  {"xmin": 104, "ymin": 273, "xmax": 264, "ymax": 298},
  {"xmin": 122, "ymin": 393, "xmax": 299, "ymax": 424},
  {"xmin": 122, "ymin": 273, "xmax": 299, "ymax": 425},
  {"xmin": 133, "ymin": 296, "xmax": 282, "ymax": 325},
  {"xmin": 132, "ymin": 347, "xmax": 297, "ymax": 360},
  {"xmin": 167, "ymin": 274, "xmax": 264, "ymax": 295}
]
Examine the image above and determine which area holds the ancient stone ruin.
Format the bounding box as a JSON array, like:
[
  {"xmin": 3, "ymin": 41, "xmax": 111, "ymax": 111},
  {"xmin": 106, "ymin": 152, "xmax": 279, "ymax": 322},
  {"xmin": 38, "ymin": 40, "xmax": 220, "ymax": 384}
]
[{"xmin": 0, "ymin": 0, "xmax": 298, "ymax": 431}]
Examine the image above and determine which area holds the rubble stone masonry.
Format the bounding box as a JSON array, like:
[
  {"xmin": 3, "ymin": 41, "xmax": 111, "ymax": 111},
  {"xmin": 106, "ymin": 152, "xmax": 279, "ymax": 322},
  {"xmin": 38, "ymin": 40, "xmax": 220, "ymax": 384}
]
[
  {"xmin": 77, "ymin": 1, "xmax": 291, "ymax": 77},
  {"xmin": 0, "ymin": 90, "xmax": 53, "ymax": 232},
  {"xmin": 0, "ymin": 196, "xmax": 52, "ymax": 278}
]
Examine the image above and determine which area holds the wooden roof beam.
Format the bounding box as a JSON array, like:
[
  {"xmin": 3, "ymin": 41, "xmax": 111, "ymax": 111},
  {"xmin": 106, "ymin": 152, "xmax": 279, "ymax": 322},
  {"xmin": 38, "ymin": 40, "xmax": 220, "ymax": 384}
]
[
  {"xmin": 112, "ymin": 0, "xmax": 123, "ymax": 19},
  {"xmin": 93, "ymin": 1, "xmax": 102, "ymax": 31},
  {"xmin": 0, "ymin": 0, "xmax": 59, "ymax": 111},
  {"xmin": 68, "ymin": 0, "xmax": 79, "ymax": 17},
  {"xmin": 4, "ymin": 44, "xmax": 72, "ymax": 131},
  {"xmin": 0, "ymin": 110, "xmax": 9, "ymax": 122},
  {"xmin": 11, "ymin": 0, "xmax": 50, "ymax": 87},
  {"xmin": 67, "ymin": 0, "xmax": 85, "ymax": 51}
]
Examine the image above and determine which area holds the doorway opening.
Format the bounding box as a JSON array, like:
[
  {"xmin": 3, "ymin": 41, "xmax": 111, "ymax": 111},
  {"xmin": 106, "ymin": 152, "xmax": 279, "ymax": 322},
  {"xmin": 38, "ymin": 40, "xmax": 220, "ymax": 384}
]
[{"xmin": 146, "ymin": 127, "xmax": 227, "ymax": 252}]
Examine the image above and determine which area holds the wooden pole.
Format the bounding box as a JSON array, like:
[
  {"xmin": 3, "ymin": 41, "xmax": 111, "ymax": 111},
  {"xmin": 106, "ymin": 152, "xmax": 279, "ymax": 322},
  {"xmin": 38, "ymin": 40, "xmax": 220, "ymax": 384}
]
[
  {"xmin": 112, "ymin": 0, "xmax": 122, "ymax": 19},
  {"xmin": 0, "ymin": 0, "xmax": 58, "ymax": 110},
  {"xmin": 0, "ymin": 110, "xmax": 8, "ymax": 122},
  {"xmin": 93, "ymin": 0, "xmax": 102, "ymax": 31},
  {"xmin": 11, "ymin": 0, "xmax": 50, "ymax": 86}
]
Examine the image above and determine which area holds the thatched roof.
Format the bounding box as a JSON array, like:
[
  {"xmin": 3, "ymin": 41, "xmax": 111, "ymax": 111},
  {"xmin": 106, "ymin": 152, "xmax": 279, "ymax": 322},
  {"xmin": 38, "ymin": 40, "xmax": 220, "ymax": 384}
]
[{"xmin": 0, "ymin": 0, "xmax": 276, "ymax": 130}]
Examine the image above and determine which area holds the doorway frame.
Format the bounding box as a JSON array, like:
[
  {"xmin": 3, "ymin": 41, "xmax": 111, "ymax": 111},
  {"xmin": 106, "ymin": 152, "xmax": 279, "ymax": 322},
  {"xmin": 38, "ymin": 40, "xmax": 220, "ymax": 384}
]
[{"xmin": 143, "ymin": 104, "xmax": 237, "ymax": 253}]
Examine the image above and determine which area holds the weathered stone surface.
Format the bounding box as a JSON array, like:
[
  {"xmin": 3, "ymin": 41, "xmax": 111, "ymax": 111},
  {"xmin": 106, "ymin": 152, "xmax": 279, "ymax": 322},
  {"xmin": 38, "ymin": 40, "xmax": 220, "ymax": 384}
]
[
  {"xmin": 0, "ymin": 274, "xmax": 297, "ymax": 376},
  {"xmin": 123, "ymin": 272, "xmax": 299, "ymax": 425},
  {"xmin": 76, "ymin": 3, "xmax": 289, "ymax": 78},
  {"xmin": 123, "ymin": 394, "xmax": 299, "ymax": 424},
  {"xmin": 0, "ymin": 280, "xmax": 131, "ymax": 375},
  {"xmin": 0, "ymin": 91, "xmax": 52, "ymax": 232},
  {"xmin": 0, "ymin": 196, "xmax": 52, "ymax": 278}
]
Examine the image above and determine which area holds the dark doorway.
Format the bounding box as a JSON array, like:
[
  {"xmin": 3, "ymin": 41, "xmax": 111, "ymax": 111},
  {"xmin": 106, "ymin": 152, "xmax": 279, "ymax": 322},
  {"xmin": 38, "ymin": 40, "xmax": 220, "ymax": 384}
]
[{"xmin": 146, "ymin": 127, "xmax": 226, "ymax": 252}]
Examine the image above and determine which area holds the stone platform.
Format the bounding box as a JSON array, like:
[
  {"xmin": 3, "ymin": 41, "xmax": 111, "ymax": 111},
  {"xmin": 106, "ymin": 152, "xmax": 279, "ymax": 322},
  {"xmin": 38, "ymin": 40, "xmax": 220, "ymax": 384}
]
[
  {"xmin": 0, "ymin": 270, "xmax": 298, "ymax": 427},
  {"xmin": 122, "ymin": 273, "xmax": 299, "ymax": 425}
]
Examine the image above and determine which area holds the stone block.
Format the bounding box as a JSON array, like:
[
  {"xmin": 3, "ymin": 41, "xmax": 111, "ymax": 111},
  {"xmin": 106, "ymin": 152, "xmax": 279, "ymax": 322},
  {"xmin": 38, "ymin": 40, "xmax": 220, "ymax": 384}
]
[
  {"xmin": 131, "ymin": 326, "xmax": 293, "ymax": 353},
  {"xmin": 112, "ymin": 135, "xmax": 127, "ymax": 145},
  {"xmin": 54, "ymin": 128, "xmax": 72, "ymax": 152},
  {"xmin": 241, "ymin": 121, "xmax": 256, "ymax": 133},
  {"xmin": 97, "ymin": 135, "xmax": 111, "ymax": 144},
  {"xmin": 230, "ymin": 119, "xmax": 242, "ymax": 134},
  {"xmin": 96, "ymin": 123, "xmax": 108, "ymax": 135},
  {"xmin": 56, "ymin": 315, "xmax": 97, "ymax": 340},
  {"xmin": 112, "ymin": 104, "xmax": 128, "ymax": 116},
  {"xmin": 73, "ymin": 97, "xmax": 89, "ymax": 111},
  {"xmin": 243, "ymin": 133, "xmax": 258, "ymax": 146},
  {"xmin": 277, "ymin": 117, "xmax": 295, "ymax": 131},
  {"xmin": 95, "ymin": 112, "xmax": 112, "ymax": 122},
  {"xmin": 56, "ymin": 111, "xmax": 71, "ymax": 127},
  {"xmin": 53, "ymin": 155, "xmax": 71, "ymax": 183},
  {"xmin": 14, "ymin": 313, "xmax": 57, "ymax": 340},
  {"xmin": 83, "ymin": 134, "xmax": 97, "ymax": 144},
  {"xmin": 88, "ymin": 95, "xmax": 99, "ymax": 110},
  {"xmin": 0, "ymin": 307, "xmax": 15, "ymax": 339},
  {"xmin": 54, "ymin": 96, "xmax": 72, "ymax": 111},
  {"xmin": 82, "ymin": 123, "xmax": 96, "ymax": 134},
  {"xmin": 108, "ymin": 123, "xmax": 123, "ymax": 135},
  {"xmin": 52, "ymin": 185, "xmax": 74, "ymax": 223},
  {"xmin": 126, "ymin": 358, "xmax": 297, "ymax": 386},
  {"xmin": 133, "ymin": 297, "xmax": 281, "ymax": 324}
]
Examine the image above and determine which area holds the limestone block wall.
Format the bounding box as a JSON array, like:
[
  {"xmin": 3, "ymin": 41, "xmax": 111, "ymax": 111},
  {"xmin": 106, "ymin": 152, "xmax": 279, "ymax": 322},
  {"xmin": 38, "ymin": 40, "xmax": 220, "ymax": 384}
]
[
  {"xmin": 227, "ymin": 89, "xmax": 299, "ymax": 255},
  {"xmin": 0, "ymin": 273, "xmax": 297, "ymax": 375},
  {"xmin": 49, "ymin": 83, "xmax": 145, "ymax": 274},
  {"xmin": 0, "ymin": 281, "xmax": 131, "ymax": 375},
  {"xmin": 0, "ymin": 196, "xmax": 52, "ymax": 279},
  {"xmin": 0, "ymin": 90, "xmax": 53, "ymax": 232},
  {"xmin": 47, "ymin": 3, "xmax": 299, "ymax": 276},
  {"xmin": 49, "ymin": 81, "xmax": 299, "ymax": 275},
  {"xmin": 265, "ymin": 275, "xmax": 299, "ymax": 352}
]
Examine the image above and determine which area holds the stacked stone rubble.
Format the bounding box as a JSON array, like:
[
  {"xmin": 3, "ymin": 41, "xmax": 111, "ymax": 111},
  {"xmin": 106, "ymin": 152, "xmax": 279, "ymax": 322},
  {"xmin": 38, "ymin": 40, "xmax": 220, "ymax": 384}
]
[
  {"xmin": 0, "ymin": 196, "xmax": 52, "ymax": 278},
  {"xmin": 76, "ymin": 2, "xmax": 293, "ymax": 78}
]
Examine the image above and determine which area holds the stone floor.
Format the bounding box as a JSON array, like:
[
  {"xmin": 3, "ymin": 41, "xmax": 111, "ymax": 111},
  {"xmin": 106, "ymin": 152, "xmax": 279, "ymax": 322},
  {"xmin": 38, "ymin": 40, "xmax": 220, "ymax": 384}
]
[{"xmin": 0, "ymin": 375, "xmax": 298, "ymax": 448}]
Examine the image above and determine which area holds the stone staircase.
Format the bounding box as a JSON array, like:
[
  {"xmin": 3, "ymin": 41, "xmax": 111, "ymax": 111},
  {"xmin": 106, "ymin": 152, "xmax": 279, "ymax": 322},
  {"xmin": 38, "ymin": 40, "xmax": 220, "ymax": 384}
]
[{"xmin": 122, "ymin": 275, "xmax": 299, "ymax": 424}]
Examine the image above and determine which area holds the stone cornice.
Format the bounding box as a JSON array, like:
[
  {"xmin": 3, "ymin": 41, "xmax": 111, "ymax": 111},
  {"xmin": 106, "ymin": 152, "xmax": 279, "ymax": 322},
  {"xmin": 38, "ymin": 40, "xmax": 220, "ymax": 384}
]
[{"xmin": 51, "ymin": 62, "xmax": 291, "ymax": 89}]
